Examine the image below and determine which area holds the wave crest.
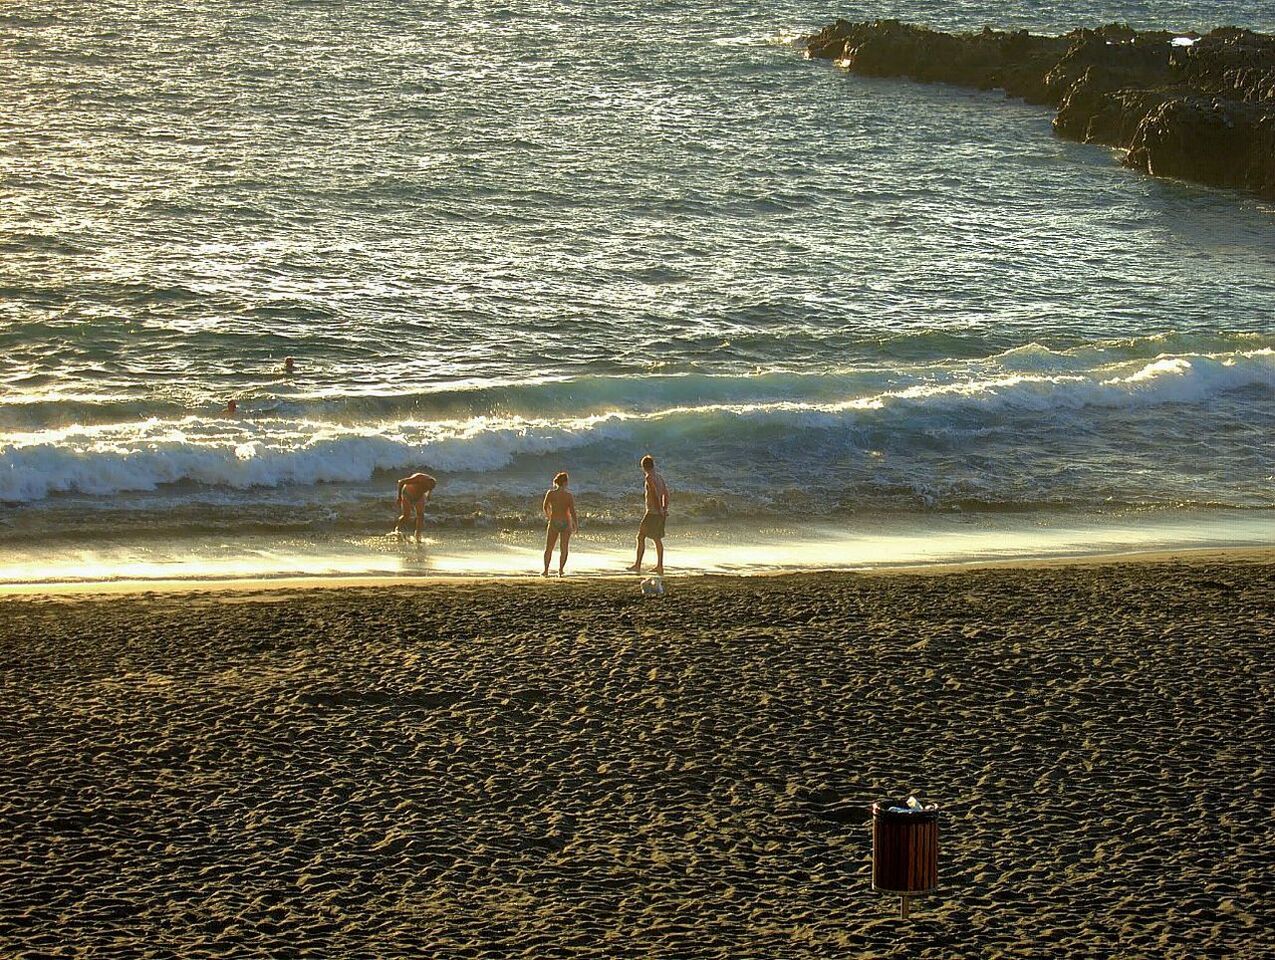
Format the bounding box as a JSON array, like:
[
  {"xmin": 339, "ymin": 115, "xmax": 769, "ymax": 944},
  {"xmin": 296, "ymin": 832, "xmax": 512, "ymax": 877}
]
[{"xmin": 1, "ymin": 348, "xmax": 1269, "ymax": 503}]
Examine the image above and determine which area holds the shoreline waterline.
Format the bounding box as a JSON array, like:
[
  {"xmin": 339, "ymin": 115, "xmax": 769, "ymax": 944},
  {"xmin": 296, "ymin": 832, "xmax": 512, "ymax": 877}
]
[{"xmin": 2, "ymin": 510, "xmax": 1269, "ymax": 594}]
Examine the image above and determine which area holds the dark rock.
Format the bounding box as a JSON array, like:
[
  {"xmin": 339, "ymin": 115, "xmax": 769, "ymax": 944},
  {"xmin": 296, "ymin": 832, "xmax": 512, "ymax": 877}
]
[
  {"xmin": 804, "ymin": 19, "xmax": 1275, "ymax": 198},
  {"xmin": 1126, "ymin": 96, "xmax": 1275, "ymax": 196},
  {"xmin": 1043, "ymin": 31, "xmax": 1175, "ymax": 104},
  {"xmin": 1055, "ymin": 80, "xmax": 1169, "ymax": 145}
]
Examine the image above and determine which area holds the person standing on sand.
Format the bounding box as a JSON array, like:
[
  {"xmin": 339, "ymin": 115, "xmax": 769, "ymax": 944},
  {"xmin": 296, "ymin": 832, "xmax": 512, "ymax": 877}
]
[
  {"xmin": 627, "ymin": 454, "xmax": 669, "ymax": 575},
  {"xmin": 394, "ymin": 472, "xmax": 436, "ymax": 543},
  {"xmin": 542, "ymin": 471, "xmax": 578, "ymax": 577}
]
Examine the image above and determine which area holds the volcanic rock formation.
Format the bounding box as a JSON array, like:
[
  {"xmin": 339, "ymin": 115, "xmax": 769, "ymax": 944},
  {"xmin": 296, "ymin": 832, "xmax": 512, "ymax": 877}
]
[{"xmin": 805, "ymin": 20, "xmax": 1275, "ymax": 198}]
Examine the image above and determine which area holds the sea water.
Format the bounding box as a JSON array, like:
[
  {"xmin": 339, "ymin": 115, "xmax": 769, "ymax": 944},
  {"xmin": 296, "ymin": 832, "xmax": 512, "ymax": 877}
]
[{"xmin": 1, "ymin": 1, "xmax": 1272, "ymax": 583}]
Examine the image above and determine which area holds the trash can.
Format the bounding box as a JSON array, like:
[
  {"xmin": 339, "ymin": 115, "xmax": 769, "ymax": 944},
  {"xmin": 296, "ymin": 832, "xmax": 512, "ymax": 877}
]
[{"xmin": 872, "ymin": 799, "xmax": 939, "ymax": 917}]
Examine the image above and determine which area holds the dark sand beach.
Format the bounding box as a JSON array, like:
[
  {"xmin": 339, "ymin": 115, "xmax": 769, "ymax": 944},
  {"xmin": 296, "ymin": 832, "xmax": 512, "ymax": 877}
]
[{"xmin": 1, "ymin": 556, "xmax": 1271, "ymax": 958}]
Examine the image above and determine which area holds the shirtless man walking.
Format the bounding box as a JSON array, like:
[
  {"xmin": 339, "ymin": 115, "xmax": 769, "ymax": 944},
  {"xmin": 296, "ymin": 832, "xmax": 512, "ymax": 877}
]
[
  {"xmin": 542, "ymin": 471, "xmax": 578, "ymax": 577},
  {"xmin": 627, "ymin": 454, "xmax": 669, "ymax": 575},
  {"xmin": 394, "ymin": 472, "xmax": 436, "ymax": 543}
]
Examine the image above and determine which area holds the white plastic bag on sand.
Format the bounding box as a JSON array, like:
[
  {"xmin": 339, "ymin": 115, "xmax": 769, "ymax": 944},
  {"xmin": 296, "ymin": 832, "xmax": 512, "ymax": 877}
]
[{"xmin": 640, "ymin": 576, "xmax": 665, "ymax": 597}]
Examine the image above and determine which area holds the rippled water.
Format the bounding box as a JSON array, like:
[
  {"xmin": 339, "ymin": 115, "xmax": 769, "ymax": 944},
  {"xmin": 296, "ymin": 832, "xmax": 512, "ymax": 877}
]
[{"xmin": 1, "ymin": 1, "xmax": 1273, "ymax": 577}]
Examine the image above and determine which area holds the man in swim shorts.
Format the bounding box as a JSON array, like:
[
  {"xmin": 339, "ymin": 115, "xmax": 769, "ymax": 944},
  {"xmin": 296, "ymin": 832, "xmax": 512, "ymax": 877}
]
[
  {"xmin": 394, "ymin": 472, "xmax": 436, "ymax": 543},
  {"xmin": 542, "ymin": 471, "xmax": 578, "ymax": 577},
  {"xmin": 627, "ymin": 454, "xmax": 669, "ymax": 575}
]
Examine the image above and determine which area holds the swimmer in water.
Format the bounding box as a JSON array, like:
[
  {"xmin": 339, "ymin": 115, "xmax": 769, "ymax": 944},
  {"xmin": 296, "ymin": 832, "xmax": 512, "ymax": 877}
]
[
  {"xmin": 394, "ymin": 472, "xmax": 436, "ymax": 543},
  {"xmin": 224, "ymin": 399, "xmax": 237, "ymax": 415},
  {"xmin": 542, "ymin": 471, "xmax": 578, "ymax": 577},
  {"xmin": 283, "ymin": 357, "xmax": 295, "ymax": 375}
]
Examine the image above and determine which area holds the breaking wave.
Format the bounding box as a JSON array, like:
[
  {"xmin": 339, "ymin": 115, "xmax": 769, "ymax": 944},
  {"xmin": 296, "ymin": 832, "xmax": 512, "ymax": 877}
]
[{"xmin": 2, "ymin": 347, "xmax": 1269, "ymax": 504}]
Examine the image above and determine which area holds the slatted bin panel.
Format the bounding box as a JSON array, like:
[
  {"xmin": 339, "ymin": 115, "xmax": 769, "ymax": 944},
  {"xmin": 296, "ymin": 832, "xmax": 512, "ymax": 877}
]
[{"xmin": 871, "ymin": 801, "xmax": 939, "ymax": 895}]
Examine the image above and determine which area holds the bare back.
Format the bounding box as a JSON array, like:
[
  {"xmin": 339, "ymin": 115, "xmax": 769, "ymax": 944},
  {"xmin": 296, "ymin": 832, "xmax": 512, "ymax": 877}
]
[
  {"xmin": 544, "ymin": 486, "xmax": 575, "ymax": 520},
  {"xmin": 400, "ymin": 473, "xmax": 436, "ymax": 503}
]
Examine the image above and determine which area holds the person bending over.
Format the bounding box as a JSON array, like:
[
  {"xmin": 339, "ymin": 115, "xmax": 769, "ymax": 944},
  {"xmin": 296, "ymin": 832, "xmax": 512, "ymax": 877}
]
[
  {"xmin": 395, "ymin": 472, "xmax": 436, "ymax": 543},
  {"xmin": 542, "ymin": 471, "xmax": 578, "ymax": 577}
]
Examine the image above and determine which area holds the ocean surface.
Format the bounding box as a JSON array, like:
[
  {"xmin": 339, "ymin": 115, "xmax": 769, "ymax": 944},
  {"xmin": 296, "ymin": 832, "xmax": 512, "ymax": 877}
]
[{"xmin": 2, "ymin": 0, "xmax": 1272, "ymax": 582}]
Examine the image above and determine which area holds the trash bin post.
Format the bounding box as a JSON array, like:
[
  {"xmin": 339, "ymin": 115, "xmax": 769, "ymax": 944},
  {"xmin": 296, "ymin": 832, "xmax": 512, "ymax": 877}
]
[{"xmin": 872, "ymin": 799, "xmax": 939, "ymax": 919}]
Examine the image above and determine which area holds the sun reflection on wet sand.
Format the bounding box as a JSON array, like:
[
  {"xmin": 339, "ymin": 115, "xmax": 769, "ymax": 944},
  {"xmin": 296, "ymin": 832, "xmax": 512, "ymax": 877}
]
[{"xmin": 0, "ymin": 511, "xmax": 1268, "ymax": 588}]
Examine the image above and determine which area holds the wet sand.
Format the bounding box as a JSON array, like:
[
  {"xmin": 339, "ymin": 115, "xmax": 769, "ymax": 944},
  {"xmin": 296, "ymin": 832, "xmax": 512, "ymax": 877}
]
[{"xmin": 1, "ymin": 557, "xmax": 1271, "ymax": 957}]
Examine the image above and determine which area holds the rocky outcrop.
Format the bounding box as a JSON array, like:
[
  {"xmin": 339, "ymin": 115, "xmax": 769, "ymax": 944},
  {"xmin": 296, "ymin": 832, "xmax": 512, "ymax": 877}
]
[{"xmin": 804, "ymin": 19, "xmax": 1275, "ymax": 198}]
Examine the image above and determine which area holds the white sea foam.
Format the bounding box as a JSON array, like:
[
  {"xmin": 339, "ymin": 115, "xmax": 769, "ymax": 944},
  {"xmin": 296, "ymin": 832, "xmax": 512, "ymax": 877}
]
[
  {"xmin": 2, "ymin": 350, "xmax": 1268, "ymax": 504},
  {"xmin": 884, "ymin": 349, "xmax": 1274, "ymax": 412}
]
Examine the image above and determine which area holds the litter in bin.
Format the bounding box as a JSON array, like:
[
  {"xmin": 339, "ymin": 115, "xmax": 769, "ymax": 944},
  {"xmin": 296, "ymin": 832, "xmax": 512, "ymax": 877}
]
[{"xmin": 887, "ymin": 795, "xmax": 937, "ymax": 814}]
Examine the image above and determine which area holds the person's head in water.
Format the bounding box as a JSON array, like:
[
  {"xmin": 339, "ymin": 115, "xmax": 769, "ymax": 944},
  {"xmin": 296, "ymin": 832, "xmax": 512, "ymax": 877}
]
[
  {"xmin": 225, "ymin": 399, "xmax": 237, "ymax": 415},
  {"xmin": 283, "ymin": 357, "xmax": 295, "ymax": 374},
  {"xmin": 554, "ymin": 471, "xmax": 569, "ymax": 488},
  {"xmin": 641, "ymin": 455, "xmax": 654, "ymax": 473}
]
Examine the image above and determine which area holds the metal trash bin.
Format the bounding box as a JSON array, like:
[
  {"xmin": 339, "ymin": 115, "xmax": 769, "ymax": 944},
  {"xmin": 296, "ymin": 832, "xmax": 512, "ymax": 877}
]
[{"xmin": 872, "ymin": 799, "xmax": 939, "ymax": 918}]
